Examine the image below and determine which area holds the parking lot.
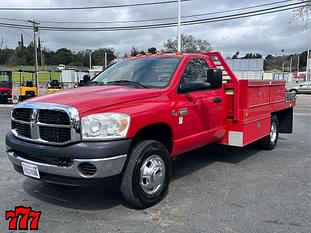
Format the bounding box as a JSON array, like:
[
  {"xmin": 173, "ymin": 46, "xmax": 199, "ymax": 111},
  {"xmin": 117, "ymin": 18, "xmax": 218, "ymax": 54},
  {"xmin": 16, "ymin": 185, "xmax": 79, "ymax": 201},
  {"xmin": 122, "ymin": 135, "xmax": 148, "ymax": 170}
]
[{"xmin": 0, "ymin": 96, "xmax": 310, "ymax": 233}]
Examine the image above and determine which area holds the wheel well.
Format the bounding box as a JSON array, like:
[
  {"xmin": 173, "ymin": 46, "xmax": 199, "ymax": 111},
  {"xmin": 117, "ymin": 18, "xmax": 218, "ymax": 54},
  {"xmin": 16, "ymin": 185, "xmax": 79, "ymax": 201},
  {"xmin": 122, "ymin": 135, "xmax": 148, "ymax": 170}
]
[{"xmin": 131, "ymin": 123, "xmax": 173, "ymax": 153}]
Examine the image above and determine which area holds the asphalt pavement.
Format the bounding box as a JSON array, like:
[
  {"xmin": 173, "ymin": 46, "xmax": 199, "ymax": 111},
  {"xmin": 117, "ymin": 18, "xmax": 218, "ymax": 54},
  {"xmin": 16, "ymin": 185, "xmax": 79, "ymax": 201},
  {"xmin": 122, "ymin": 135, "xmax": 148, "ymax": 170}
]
[{"xmin": 0, "ymin": 96, "xmax": 310, "ymax": 233}]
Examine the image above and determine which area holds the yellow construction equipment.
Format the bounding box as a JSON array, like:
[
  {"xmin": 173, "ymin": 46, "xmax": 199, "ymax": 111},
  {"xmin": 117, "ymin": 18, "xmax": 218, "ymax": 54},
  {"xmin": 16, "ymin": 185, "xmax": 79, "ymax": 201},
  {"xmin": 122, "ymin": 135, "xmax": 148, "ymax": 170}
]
[
  {"xmin": 18, "ymin": 70, "xmax": 38, "ymax": 101},
  {"xmin": 46, "ymin": 71, "xmax": 62, "ymax": 94}
]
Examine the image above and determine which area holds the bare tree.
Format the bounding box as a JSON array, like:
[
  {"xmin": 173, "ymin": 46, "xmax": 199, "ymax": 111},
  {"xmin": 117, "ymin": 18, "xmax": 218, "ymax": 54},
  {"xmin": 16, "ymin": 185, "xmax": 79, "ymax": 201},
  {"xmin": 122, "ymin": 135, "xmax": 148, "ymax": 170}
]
[
  {"xmin": 0, "ymin": 36, "xmax": 4, "ymax": 49},
  {"xmin": 295, "ymin": 0, "xmax": 311, "ymax": 25},
  {"xmin": 164, "ymin": 34, "xmax": 212, "ymax": 53}
]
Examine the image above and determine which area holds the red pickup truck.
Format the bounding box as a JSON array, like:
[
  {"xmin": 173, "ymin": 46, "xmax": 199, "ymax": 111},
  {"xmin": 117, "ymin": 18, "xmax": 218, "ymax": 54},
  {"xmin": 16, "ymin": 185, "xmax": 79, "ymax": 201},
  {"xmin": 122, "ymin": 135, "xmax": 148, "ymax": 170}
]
[{"xmin": 6, "ymin": 52, "xmax": 295, "ymax": 208}]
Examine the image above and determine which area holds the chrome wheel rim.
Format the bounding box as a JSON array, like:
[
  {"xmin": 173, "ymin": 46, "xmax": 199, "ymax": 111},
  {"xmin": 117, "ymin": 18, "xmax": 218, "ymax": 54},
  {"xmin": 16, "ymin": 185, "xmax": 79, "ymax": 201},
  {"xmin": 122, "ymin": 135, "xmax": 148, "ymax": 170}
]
[
  {"xmin": 270, "ymin": 122, "xmax": 277, "ymax": 143},
  {"xmin": 140, "ymin": 155, "xmax": 166, "ymax": 195}
]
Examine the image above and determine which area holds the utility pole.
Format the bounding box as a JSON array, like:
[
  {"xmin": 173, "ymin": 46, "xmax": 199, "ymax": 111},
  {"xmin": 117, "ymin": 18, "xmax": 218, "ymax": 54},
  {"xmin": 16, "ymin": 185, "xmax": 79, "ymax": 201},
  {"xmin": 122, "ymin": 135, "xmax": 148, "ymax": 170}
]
[
  {"xmin": 307, "ymin": 49, "xmax": 310, "ymax": 81},
  {"xmin": 177, "ymin": 0, "xmax": 181, "ymax": 52},
  {"xmin": 28, "ymin": 20, "xmax": 39, "ymax": 89},
  {"xmin": 104, "ymin": 51, "xmax": 107, "ymax": 68},
  {"xmin": 297, "ymin": 55, "xmax": 300, "ymax": 73},
  {"xmin": 39, "ymin": 37, "xmax": 45, "ymax": 70},
  {"xmin": 289, "ymin": 55, "xmax": 293, "ymax": 73},
  {"xmin": 89, "ymin": 50, "xmax": 93, "ymax": 70},
  {"xmin": 282, "ymin": 62, "xmax": 285, "ymax": 72}
]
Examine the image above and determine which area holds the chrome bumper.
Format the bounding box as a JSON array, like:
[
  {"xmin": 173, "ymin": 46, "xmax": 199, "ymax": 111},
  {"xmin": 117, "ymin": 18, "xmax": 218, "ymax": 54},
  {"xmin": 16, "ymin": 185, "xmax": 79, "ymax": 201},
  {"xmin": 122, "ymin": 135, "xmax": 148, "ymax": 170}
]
[{"xmin": 7, "ymin": 150, "xmax": 127, "ymax": 179}]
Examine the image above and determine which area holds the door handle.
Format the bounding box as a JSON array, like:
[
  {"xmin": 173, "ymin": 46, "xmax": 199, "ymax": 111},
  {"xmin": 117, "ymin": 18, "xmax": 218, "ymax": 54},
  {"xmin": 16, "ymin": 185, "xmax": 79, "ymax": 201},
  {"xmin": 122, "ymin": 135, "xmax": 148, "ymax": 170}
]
[{"xmin": 213, "ymin": 97, "xmax": 222, "ymax": 103}]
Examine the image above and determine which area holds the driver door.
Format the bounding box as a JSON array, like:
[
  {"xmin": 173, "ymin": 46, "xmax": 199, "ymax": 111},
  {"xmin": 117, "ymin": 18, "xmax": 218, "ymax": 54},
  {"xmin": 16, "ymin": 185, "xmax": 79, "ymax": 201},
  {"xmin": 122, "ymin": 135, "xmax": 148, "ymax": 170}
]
[{"xmin": 173, "ymin": 58, "xmax": 225, "ymax": 153}]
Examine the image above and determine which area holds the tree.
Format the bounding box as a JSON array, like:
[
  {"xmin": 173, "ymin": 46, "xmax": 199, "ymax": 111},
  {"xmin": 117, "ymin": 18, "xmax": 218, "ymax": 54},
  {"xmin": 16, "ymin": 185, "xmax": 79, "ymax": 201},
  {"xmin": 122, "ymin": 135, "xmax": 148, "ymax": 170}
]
[
  {"xmin": 8, "ymin": 49, "xmax": 27, "ymax": 65},
  {"xmin": 148, "ymin": 47, "xmax": 157, "ymax": 54},
  {"xmin": 0, "ymin": 36, "xmax": 117, "ymax": 67},
  {"xmin": 295, "ymin": 0, "xmax": 311, "ymax": 24},
  {"xmin": 232, "ymin": 51, "xmax": 240, "ymax": 59},
  {"xmin": 164, "ymin": 34, "xmax": 212, "ymax": 53},
  {"xmin": 0, "ymin": 48, "xmax": 14, "ymax": 65},
  {"xmin": 54, "ymin": 48, "xmax": 74, "ymax": 65},
  {"xmin": 0, "ymin": 36, "xmax": 3, "ymax": 49},
  {"xmin": 93, "ymin": 48, "xmax": 116, "ymax": 66},
  {"xmin": 18, "ymin": 33, "xmax": 24, "ymax": 48},
  {"xmin": 21, "ymin": 33, "xmax": 24, "ymax": 48},
  {"xmin": 265, "ymin": 54, "xmax": 274, "ymax": 60},
  {"xmin": 130, "ymin": 46, "xmax": 139, "ymax": 56},
  {"xmin": 242, "ymin": 53, "xmax": 263, "ymax": 59}
]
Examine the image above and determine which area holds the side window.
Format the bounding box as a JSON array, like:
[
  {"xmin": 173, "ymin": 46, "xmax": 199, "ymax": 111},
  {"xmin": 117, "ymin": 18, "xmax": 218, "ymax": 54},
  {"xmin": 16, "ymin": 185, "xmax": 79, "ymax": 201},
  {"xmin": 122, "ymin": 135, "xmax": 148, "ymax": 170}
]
[{"xmin": 182, "ymin": 59, "xmax": 208, "ymax": 85}]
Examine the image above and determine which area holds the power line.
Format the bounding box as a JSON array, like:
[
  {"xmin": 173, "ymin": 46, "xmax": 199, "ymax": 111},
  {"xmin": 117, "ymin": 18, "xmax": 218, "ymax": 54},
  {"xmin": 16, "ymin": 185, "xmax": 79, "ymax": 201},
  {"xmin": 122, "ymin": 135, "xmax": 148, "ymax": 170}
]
[
  {"xmin": 183, "ymin": 5, "xmax": 306, "ymax": 26},
  {"xmin": 0, "ymin": 0, "xmax": 190, "ymax": 11},
  {"xmin": 0, "ymin": 17, "xmax": 28, "ymax": 23},
  {"xmin": 38, "ymin": 1, "xmax": 311, "ymax": 30},
  {"xmin": 0, "ymin": 22, "xmax": 32, "ymax": 29},
  {"xmin": 0, "ymin": 0, "xmax": 296, "ymax": 24},
  {"xmin": 41, "ymin": 0, "xmax": 298, "ymax": 24},
  {"xmin": 0, "ymin": 1, "xmax": 308, "ymax": 31}
]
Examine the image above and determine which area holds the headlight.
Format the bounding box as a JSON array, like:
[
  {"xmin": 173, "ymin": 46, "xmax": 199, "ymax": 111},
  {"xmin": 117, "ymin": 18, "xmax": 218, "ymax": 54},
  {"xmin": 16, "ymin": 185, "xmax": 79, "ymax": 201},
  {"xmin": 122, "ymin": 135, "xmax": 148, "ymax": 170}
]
[{"xmin": 81, "ymin": 113, "xmax": 130, "ymax": 140}]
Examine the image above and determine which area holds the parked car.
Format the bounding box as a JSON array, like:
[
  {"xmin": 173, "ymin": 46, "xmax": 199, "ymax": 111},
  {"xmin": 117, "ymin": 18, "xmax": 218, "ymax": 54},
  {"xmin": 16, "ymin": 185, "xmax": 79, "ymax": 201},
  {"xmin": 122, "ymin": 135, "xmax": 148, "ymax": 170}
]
[
  {"xmin": 288, "ymin": 81, "xmax": 311, "ymax": 94},
  {"xmin": 56, "ymin": 64, "xmax": 66, "ymax": 71}
]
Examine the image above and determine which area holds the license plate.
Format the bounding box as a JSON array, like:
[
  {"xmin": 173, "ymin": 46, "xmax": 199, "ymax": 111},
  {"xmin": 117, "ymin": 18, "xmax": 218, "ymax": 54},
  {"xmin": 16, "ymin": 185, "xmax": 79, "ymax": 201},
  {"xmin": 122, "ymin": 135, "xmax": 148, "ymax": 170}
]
[{"xmin": 21, "ymin": 162, "xmax": 40, "ymax": 179}]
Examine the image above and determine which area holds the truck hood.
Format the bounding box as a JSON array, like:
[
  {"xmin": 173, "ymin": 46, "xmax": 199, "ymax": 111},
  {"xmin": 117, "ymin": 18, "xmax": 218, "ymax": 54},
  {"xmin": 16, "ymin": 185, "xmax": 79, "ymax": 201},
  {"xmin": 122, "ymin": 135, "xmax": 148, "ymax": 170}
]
[{"xmin": 28, "ymin": 86, "xmax": 163, "ymax": 114}]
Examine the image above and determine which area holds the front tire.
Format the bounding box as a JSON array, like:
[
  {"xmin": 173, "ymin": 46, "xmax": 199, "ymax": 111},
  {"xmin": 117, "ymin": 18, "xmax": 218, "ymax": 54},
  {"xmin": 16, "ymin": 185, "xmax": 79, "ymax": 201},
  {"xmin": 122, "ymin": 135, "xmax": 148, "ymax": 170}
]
[
  {"xmin": 120, "ymin": 140, "xmax": 171, "ymax": 209},
  {"xmin": 260, "ymin": 115, "xmax": 279, "ymax": 150}
]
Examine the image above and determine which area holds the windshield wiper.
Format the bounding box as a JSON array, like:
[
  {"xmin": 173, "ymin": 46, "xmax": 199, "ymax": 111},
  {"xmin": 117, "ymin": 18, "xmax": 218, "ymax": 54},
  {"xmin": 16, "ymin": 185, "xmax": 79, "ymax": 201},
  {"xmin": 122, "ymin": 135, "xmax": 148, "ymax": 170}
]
[
  {"xmin": 86, "ymin": 81, "xmax": 106, "ymax": 86},
  {"xmin": 107, "ymin": 80, "xmax": 149, "ymax": 88}
]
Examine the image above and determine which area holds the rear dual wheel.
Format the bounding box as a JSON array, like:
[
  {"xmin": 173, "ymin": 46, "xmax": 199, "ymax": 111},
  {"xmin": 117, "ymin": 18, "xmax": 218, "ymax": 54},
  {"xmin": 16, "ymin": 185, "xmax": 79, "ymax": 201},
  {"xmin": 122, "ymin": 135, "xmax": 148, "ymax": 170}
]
[
  {"xmin": 260, "ymin": 115, "xmax": 279, "ymax": 150},
  {"xmin": 120, "ymin": 140, "xmax": 171, "ymax": 209}
]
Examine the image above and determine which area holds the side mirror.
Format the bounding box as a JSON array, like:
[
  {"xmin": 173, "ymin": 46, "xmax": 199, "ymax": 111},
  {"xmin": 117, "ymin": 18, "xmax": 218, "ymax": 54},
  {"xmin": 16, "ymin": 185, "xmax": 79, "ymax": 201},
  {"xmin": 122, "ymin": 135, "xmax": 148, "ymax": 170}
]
[{"xmin": 207, "ymin": 69, "xmax": 222, "ymax": 89}]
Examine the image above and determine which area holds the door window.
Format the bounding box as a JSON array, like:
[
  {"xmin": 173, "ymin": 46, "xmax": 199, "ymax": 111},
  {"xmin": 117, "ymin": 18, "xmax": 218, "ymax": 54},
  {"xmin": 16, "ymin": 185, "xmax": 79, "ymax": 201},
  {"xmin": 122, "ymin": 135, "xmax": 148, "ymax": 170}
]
[{"xmin": 182, "ymin": 59, "xmax": 208, "ymax": 85}]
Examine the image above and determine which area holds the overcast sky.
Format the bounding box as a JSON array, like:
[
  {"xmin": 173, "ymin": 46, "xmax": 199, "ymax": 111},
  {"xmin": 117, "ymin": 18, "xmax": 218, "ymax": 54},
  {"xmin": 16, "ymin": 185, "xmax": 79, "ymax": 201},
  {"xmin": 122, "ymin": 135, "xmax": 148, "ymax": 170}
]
[{"xmin": 0, "ymin": 0, "xmax": 310, "ymax": 57}]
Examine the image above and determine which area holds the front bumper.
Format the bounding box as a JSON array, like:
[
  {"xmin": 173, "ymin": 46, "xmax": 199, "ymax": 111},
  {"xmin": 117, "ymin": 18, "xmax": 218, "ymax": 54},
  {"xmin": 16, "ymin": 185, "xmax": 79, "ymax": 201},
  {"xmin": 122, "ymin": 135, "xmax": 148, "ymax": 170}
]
[
  {"xmin": 6, "ymin": 132, "xmax": 132, "ymax": 184},
  {"xmin": 8, "ymin": 150, "xmax": 127, "ymax": 179}
]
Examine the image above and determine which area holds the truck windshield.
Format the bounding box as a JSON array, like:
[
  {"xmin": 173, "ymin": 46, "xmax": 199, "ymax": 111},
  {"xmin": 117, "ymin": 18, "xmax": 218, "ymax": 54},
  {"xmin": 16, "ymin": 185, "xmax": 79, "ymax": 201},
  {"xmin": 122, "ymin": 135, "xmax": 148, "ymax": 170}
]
[{"xmin": 93, "ymin": 57, "xmax": 181, "ymax": 88}]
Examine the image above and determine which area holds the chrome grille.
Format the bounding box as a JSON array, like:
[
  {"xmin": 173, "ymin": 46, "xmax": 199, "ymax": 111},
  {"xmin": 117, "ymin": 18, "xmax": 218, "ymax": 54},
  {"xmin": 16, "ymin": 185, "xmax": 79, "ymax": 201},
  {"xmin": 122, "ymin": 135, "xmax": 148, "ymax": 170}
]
[
  {"xmin": 38, "ymin": 109, "xmax": 70, "ymax": 125},
  {"xmin": 12, "ymin": 121, "xmax": 31, "ymax": 138},
  {"xmin": 11, "ymin": 102, "xmax": 80, "ymax": 145},
  {"xmin": 12, "ymin": 108, "xmax": 31, "ymax": 122},
  {"xmin": 39, "ymin": 126, "xmax": 71, "ymax": 143}
]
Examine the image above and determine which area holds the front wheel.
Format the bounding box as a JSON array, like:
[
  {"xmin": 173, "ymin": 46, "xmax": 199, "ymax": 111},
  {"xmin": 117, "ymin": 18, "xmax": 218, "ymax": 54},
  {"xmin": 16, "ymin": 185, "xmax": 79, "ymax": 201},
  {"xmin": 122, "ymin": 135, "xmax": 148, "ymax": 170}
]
[
  {"xmin": 260, "ymin": 115, "xmax": 279, "ymax": 150},
  {"xmin": 120, "ymin": 140, "xmax": 171, "ymax": 209}
]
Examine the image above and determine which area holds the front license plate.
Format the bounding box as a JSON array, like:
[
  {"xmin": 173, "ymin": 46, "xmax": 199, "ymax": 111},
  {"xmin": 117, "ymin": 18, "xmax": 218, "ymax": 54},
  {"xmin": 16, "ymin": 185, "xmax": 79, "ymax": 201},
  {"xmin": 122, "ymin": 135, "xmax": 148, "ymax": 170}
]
[{"xmin": 21, "ymin": 162, "xmax": 40, "ymax": 179}]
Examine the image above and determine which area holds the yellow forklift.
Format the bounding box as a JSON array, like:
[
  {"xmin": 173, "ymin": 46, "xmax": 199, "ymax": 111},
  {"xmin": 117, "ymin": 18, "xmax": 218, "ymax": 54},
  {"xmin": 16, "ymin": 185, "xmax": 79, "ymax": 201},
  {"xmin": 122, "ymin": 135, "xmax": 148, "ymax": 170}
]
[
  {"xmin": 46, "ymin": 70, "xmax": 62, "ymax": 94},
  {"xmin": 18, "ymin": 70, "xmax": 38, "ymax": 101}
]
